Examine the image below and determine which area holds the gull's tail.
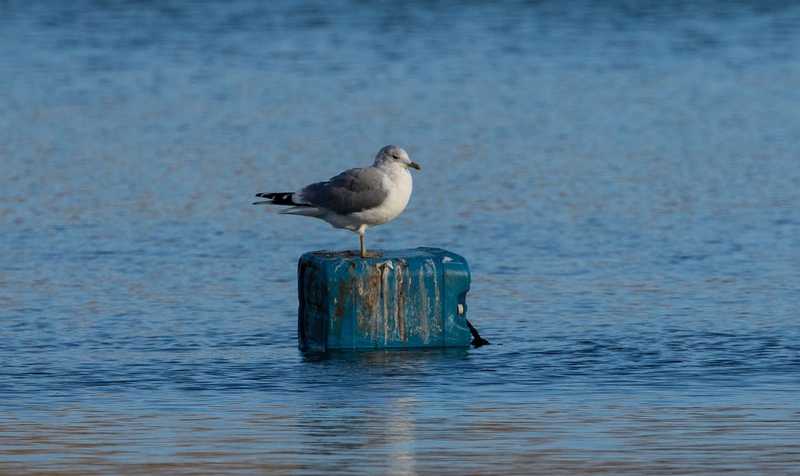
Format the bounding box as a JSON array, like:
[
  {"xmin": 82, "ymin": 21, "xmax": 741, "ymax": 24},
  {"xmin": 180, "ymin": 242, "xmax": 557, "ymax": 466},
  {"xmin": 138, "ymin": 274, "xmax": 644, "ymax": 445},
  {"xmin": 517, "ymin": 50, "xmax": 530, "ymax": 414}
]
[
  {"xmin": 253, "ymin": 192, "xmax": 320, "ymax": 217},
  {"xmin": 253, "ymin": 192, "xmax": 305, "ymax": 206}
]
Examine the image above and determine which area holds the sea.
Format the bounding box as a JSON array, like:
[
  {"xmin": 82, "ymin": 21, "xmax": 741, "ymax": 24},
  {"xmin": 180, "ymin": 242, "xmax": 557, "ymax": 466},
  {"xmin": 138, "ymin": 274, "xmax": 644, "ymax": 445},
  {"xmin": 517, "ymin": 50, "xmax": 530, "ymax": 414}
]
[{"xmin": 1, "ymin": 1, "xmax": 799, "ymax": 474}]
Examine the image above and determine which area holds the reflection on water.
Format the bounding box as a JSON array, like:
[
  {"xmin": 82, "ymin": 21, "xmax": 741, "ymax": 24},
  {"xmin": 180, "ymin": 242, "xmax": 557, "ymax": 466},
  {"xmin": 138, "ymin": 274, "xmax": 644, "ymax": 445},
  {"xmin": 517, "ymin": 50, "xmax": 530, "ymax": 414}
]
[{"xmin": 2, "ymin": 0, "xmax": 800, "ymax": 474}]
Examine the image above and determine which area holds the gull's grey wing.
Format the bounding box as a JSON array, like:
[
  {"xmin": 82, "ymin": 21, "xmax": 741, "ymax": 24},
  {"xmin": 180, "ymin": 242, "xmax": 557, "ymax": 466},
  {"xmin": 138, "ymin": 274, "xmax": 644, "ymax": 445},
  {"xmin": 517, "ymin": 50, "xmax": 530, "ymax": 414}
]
[{"xmin": 298, "ymin": 167, "xmax": 389, "ymax": 214}]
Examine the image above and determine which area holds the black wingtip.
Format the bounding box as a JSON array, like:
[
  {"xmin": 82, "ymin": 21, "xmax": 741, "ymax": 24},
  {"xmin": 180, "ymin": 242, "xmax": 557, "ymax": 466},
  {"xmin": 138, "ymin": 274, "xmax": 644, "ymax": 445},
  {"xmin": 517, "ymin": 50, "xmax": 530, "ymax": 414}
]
[{"xmin": 252, "ymin": 192, "xmax": 298, "ymax": 206}]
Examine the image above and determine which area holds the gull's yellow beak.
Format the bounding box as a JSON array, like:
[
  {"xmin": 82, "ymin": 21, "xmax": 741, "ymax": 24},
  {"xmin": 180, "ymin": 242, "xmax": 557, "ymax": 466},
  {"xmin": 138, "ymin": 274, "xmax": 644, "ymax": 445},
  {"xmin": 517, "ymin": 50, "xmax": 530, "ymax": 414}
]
[{"xmin": 408, "ymin": 161, "xmax": 421, "ymax": 171}]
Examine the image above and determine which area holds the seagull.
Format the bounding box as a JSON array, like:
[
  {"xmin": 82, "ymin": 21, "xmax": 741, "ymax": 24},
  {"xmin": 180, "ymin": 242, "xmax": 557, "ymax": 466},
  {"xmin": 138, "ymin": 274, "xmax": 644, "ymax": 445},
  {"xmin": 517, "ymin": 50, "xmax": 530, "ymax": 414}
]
[{"xmin": 253, "ymin": 145, "xmax": 421, "ymax": 258}]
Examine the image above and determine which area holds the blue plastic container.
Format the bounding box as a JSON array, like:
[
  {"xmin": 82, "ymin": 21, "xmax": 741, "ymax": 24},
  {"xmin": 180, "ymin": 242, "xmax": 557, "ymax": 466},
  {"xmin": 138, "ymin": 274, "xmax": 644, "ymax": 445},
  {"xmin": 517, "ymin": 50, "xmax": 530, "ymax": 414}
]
[{"xmin": 298, "ymin": 247, "xmax": 471, "ymax": 351}]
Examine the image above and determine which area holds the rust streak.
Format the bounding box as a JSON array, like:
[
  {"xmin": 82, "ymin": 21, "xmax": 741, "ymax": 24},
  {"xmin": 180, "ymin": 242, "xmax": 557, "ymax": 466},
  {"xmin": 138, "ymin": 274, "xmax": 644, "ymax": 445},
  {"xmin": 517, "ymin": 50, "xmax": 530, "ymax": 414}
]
[
  {"xmin": 418, "ymin": 266, "xmax": 429, "ymax": 343},
  {"xmin": 380, "ymin": 263, "xmax": 389, "ymax": 345},
  {"xmin": 335, "ymin": 280, "xmax": 347, "ymax": 318},
  {"xmin": 356, "ymin": 265, "xmax": 381, "ymax": 344},
  {"xmin": 396, "ymin": 262, "xmax": 406, "ymax": 341},
  {"xmin": 429, "ymin": 260, "xmax": 441, "ymax": 340}
]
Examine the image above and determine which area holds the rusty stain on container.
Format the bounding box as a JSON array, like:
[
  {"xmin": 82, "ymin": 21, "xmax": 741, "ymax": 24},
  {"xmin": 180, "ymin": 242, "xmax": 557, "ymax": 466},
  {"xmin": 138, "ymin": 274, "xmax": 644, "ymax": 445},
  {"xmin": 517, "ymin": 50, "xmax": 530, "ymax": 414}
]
[
  {"xmin": 380, "ymin": 262, "xmax": 389, "ymax": 344},
  {"xmin": 395, "ymin": 262, "xmax": 406, "ymax": 341},
  {"xmin": 417, "ymin": 265, "xmax": 430, "ymax": 343}
]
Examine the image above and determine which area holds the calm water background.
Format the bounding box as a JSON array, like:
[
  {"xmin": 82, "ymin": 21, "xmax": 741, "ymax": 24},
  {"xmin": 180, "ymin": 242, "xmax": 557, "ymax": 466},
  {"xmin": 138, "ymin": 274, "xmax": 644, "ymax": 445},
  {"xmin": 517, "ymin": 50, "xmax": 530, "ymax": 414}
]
[{"xmin": 2, "ymin": 1, "xmax": 800, "ymax": 474}]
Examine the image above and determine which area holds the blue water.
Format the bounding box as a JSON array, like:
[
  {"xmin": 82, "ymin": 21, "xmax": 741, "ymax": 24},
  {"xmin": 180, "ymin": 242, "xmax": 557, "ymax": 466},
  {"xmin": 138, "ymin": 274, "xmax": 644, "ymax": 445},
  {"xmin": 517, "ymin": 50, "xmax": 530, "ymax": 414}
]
[{"xmin": 2, "ymin": 1, "xmax": 800, "ymax": 474}]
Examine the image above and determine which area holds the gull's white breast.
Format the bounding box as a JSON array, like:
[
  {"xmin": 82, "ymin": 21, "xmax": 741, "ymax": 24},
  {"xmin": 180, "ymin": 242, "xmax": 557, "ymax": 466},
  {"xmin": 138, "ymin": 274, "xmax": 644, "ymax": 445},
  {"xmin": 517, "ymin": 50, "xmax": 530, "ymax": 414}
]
[{"xmin": 350, "ymin": 165, "xmax": 412, "ymax": 227}]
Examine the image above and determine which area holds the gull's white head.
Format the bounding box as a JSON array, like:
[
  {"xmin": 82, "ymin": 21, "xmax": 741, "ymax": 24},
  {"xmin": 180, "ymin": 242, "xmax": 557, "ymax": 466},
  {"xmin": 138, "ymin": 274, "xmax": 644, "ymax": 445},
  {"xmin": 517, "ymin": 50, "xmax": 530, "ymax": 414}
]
[{"xmin": 374, "ymin": 145, "xmax": 421, "ymax": 171}]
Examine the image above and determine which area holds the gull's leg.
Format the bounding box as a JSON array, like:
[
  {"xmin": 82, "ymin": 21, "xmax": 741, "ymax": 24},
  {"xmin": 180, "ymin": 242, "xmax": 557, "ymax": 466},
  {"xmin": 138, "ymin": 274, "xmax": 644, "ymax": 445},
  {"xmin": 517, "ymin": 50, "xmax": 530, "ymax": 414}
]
[{"xmin": 358, "ymin": 225, "xmax": 367, "ymax": 258}]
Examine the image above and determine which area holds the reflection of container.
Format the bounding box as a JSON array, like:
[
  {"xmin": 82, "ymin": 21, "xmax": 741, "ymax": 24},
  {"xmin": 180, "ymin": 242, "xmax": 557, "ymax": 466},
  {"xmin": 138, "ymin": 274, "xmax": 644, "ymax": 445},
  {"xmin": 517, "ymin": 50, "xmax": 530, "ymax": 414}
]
[{"xmin": 298, "ymin": 248, "xmax": 471, "ymax": 351}]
